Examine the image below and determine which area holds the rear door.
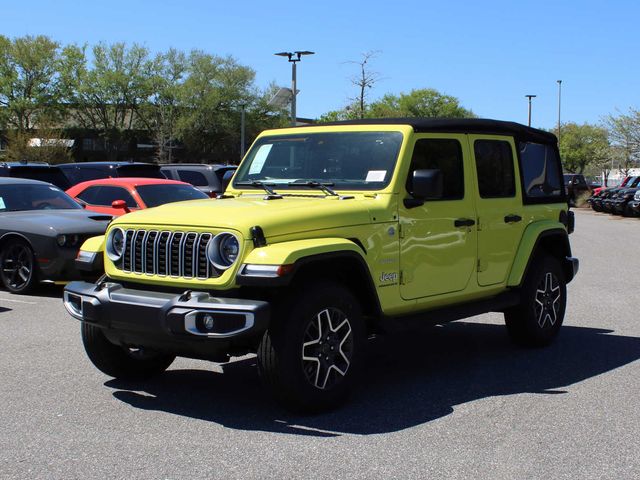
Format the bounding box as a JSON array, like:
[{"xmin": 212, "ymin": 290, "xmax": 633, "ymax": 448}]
[{"xmin": 469, "ymin": 135, "xmax": 525, "ymax": 287}]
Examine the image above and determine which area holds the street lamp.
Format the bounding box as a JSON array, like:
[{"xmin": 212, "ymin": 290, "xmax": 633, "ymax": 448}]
[
  {"xmin": 525, "ymin": 94, "xmax": 537, "ymax": 127},
  {"xmin": 239, "ymin": 103, "xmax": 246, "ymax": 160},
  {"xmin": 274, "ymin": 50, "xmax": 315, "ymax": 126},
  {"xmin": 557, "ymin": 80, "xmax": 562, "ymax": 142}
]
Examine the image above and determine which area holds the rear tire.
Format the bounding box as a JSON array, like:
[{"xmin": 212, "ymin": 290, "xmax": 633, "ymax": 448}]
[
  {"xmin": 505, "ymin": 255, "xmax": 567, "ymax": 347},
  {"xmin": 257, "ymin": 282, "xmax": 365, "ymax": 412},
  {"xmin": 81, "ymin": 323, "xmax": 175, "ymax": 379}
]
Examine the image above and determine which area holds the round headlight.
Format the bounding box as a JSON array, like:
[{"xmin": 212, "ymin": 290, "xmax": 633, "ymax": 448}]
[
  {"xmin": 206, "ymin": 233, "xmax": 240, "ymax": 270},
  {"xmin": 106, "ymin": 227, "xmax": 125, "ymax": 261}
]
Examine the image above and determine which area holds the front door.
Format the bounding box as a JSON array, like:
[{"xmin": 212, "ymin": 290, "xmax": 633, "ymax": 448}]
[
  {"xmin": 399, "ymin": 135, "xmax": 477, "ymax": 300},
  {"xmin": 468, "ymin": 135, "xmax": 525, "ymax": 287}
]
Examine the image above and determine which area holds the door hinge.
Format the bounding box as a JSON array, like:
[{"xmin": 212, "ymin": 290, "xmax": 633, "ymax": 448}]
[
  {"xmin": 398, "ymin": 223, "xmax": 404, "ymax": 239},
  {"xmin": 399, "ymin": 270, "xmax": 405, "ymax": 285},
  {"xmin": 476, "ymin": 217, "xmax": 482, "ymax": 231}
]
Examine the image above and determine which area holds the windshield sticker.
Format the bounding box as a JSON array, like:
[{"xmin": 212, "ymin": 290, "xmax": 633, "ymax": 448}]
[
  {"xmin": 0, "ymin": 197, "xmax": 5, "ymax": 210},
  {"xmin": 366, "ymin": 170, "xmax": 387, "ymax": 182},
  {"xmin": 249, "ymin": 144, "xmax": 274, "ymax": 175}
]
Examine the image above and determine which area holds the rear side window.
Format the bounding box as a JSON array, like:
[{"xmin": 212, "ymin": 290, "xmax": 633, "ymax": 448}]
[
  {"xmin": 78, "ymin": 186, "xmax": 138, "ymax": 207},
  {"xmin": 407, "ymin": 139, "xmax": 464, "ymax": 200},
  {"xmin": 519, "ymin": 142, "xmax": 563, "ymax": 199},
  {"xmin": 178, "ymin": 170, "xmax": 209, "ymax": 186},
  {"xmin": 474, "ymin": 140, "xmax": 515, "ymax": 198}
]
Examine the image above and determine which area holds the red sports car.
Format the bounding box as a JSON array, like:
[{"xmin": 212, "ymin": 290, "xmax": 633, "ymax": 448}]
[{"xmin": 66, "ymin": 177, "xmax": 209, "ymax": 216}]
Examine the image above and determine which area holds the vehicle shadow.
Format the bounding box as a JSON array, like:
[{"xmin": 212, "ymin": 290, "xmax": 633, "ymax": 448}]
[
  {"xmin": 0, "ymin": 306, "xmax": 12, "ymax": 313},
  {"xmin": 106, "ymin": 323, "xmax": 640, "ymax": 437}
]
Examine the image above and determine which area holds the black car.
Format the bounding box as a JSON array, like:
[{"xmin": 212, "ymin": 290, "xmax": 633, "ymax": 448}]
[
  {"xmin": 0, "ymin": 162, "xmax": 71, "ymax": 190},
  {"xmin": 602, "ymin": 177, "xmax": 640, "ymax": 213},
  {"xmin": 611, "ymin": 183, "xmax": 640, "ymax": 216},
  {"xmin": 160, "ymin": 163, "xmax": 236, "ymax": 197},
  {"xmin": 563, "ymin": 173, "xmax": 591, "ymax": 206},
  {"xmin": 0, "ymin": 178, "xmax": 111, "ymax": 293},
  {"xmin": 58, "ymin": 161, "xmax": 165, "ymax": 186}
]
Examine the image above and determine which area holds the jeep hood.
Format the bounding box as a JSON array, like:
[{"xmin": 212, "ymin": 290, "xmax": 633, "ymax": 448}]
[{"xmin": 112, "ymin": 194, "xmax": 389, "ymax": 238}]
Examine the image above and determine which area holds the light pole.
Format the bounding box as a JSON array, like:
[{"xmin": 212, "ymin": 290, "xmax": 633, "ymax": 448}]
[
  {"xmin": 525, "ymin": 94, "xmax": 537, "ymax": 127},
  {"xmin": 556, "ymin": 80, "xmax": 562, "ymax": 142},
  {"xmin": 239, "ymin": 103, "xmax": 246, "ymax": 160},
  {"xmin": 274, "ymin": 50, "xmax": 315, "ymax": 126}
]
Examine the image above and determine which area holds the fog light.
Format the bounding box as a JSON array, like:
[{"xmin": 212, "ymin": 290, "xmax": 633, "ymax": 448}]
[{"xmin": 203, "ymin": 314, "xmax": 215, "ymax": 331}]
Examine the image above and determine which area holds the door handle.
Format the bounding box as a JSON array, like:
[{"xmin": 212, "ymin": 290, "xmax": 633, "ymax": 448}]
[
  {"xmin": 454, "ymin": 218, "xmax": 475, "ymax": 227},
  {"xmin": 504, "ymin": 214, "xmax": 522, "ymax": 223}
]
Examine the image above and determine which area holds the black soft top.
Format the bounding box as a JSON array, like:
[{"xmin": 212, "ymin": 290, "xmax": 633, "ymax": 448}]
[{"xmin": 317, "ymin": 118, "xmax": 556, "ymax": 145}]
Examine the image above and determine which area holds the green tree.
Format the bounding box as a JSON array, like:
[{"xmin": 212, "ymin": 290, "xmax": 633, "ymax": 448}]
[
  {"xmin": 0, "ymin": 35, "xmax": 62, "ymax": 132},
  {"xmin": 136, "ymin": 48, "xmax": 188, "ymax": 163},
  {"xmin": 367, "ymin": 88, "xmax": 475, "ymax": 118},
  {"xmin": 558, "ymin": 122, "xmax": 610, "ymax": 175},
  {"xmin": 60, "ymin": 42, "xmax": 156, "ymax": 160},
  {"xmin": 175, "ymin": 51, "xmax": 259, "ymax": 162},
  {"xmin": 605, "ymin": 109, "xmax": 640, "ymax": 177}
]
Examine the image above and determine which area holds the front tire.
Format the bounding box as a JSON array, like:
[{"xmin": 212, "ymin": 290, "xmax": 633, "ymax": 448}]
[
  {"xmin": 505, "ymin": 255, "xmax": 567, "ymax": 347},
  {"xmin": 81, "ymin": 323, "xmax": 175, "ymax": 379},
  {"xmin": 0, "ymin": 239, "xmax": 37, "ymax": 294},
  {"xmin": 257, "ymin": 282, "xmax": 365, "ymax": 412}
]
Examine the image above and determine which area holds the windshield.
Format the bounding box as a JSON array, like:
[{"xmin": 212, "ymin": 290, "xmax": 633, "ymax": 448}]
[
  {"xmin": 233, "ymin": 132, "xmax": 403, "ymax": 191},
  {"xmin": 136, "ymin": 184, "xmax": 208, "ymax": 208},
  {"xmin": 0, "ymin": 183, "xmax": 82, "ymax": 212}
]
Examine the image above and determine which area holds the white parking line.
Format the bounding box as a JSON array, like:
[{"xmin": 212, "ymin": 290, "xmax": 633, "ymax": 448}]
[{"xmin": 0, "ymin": 296, "xmax": 37, "ymax": 305}]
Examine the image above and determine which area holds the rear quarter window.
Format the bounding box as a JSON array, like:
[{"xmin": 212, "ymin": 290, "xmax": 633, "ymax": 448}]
[{"xmin": 518, "ymin": 142, "xmax": 564, "ymax": 202}]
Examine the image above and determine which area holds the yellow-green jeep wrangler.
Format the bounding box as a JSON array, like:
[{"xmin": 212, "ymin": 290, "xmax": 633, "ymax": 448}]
[{"xmin": 64, "ymin": 118, "xmax": 578, "ymax": 411}]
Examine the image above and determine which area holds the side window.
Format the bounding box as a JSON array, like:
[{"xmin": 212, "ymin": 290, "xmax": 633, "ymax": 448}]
[
  {"xmin": 474, "ymin": 140, "xmax": 515, "ymax": 198},
  {"xmin": 178, "ymin": 170, "xmax": 209, "ymax": 186},
  {"xmin": 91, "ymin": 186, "xmax": 138, "ymax": 207},
  {"xmin": 407, "ymin": 139, "xmax": 464, "ymax": 200},
  {"xmin": 518, "ymin": 142, "xmax": 562, "ymax": 199},
  {"xmin": 76, "ymin": 186, "xmax": 100, "ymax": 205}
]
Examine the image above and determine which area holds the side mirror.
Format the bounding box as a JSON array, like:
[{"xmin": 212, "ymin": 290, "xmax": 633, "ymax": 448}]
[
  {"xmin": 111, "ymin": 199, "xmax": 130, "ymax": 213},
  {"xmin": 404, "ymin": 169, "xmax": 443, "ymax": 208}
]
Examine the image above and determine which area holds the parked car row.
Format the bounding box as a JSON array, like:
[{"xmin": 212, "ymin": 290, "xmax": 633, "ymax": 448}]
[
  {"xmin": 0, "ymin": 179, "xmax": 215, "ymax": 293},
  {"xmin": 0, "ymin": 161, "xmax": 237, "ymax": 197},
  {"xmin": 587, "ymin": 175, "xmax": 640, "ymax": 217}
]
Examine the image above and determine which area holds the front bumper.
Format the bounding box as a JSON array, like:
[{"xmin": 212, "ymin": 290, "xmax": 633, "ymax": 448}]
[{"xmin": 63, "ymin": 281, "xmax": 270, "ymax": 360}]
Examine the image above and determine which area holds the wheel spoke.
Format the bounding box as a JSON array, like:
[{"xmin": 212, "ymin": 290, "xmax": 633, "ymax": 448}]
[{"xmin": 18, "ymin": 266, "xmax": 29, "ymax": 282}]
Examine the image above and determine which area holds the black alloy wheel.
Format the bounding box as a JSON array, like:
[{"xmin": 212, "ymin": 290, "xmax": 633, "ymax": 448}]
[
  {"xmin": 0, "ymin": 240, "xmax": 36, "ymax": 294},
  {"xmin": 258, "ymin": 282, "xmax": 365, "ymax": 412},
  {"xmin": 505, "ymin": 254, "xmax": 567, "ymax": 347},
  {"xmin": 302, "ymin": 307, "xmax": 355, "ymax": 391}
]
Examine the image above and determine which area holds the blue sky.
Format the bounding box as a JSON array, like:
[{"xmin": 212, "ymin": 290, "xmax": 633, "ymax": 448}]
[{"xmin": 4, "ymin": 0, "xmax": 639, "ymax": 129}]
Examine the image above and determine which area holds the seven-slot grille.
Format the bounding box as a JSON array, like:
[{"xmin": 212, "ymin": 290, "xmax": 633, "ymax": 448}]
[{"xmin": 120, "ymin": 229, "xmax": 216, "ymax": 279}]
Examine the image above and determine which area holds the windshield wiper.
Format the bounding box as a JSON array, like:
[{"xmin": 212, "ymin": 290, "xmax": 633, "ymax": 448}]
[
  {"xmin": 235, "ymin": 181, "xmax": 280, "ymax": 196},
  {"xmin": 288, "ymin": 180, "xmax": 338, "ymax": 196}
]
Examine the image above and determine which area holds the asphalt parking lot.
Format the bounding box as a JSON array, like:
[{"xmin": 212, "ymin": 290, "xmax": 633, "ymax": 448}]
[{"xmin": 1, "ymin": 208, "xmax": 639, "ymax": 479}]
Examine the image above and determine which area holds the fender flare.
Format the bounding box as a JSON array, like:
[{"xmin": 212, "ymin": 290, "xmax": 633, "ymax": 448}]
[{"xmin": 507, "ymin": 221, "xmax": 572, "ymax": 287}]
